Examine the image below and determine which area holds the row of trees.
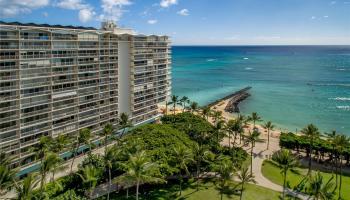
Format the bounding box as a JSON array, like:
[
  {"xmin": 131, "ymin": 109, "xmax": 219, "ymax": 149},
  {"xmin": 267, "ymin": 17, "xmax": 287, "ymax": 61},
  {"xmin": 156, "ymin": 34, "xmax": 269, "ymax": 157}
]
[
  {"xmin": 167, "ymin": 95, "xmax": 350, "ymax": 200},
  {"xmin": 280, "ymin": 125, "xmax": 350, "ymax": 200},
  {"xmin": 271, "ymin": 149, "xmax": 339, "ymax": 200},
  {"xmin": 0, "ymin": 113, "xmax": 133, "ymax": 199}
]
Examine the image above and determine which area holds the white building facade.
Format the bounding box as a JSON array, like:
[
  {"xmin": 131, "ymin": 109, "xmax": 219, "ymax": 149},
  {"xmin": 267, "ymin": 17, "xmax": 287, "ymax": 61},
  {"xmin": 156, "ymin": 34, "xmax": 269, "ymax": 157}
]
[{"xmin": 0, "ymin": 21, "xmax": 171, "ymax": 168}]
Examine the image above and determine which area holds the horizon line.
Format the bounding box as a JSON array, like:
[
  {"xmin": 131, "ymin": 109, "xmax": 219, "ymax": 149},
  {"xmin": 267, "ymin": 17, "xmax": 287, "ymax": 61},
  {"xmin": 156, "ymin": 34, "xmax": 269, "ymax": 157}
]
[{"xmin": 171, "ymin": 44, "xmax": 350, "ymax": 46}]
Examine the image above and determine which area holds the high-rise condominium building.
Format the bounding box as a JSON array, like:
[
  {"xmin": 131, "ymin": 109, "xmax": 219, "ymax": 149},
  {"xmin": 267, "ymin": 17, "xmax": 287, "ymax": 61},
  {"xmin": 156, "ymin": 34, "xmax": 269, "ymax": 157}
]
[{"xmin": 0, "ymin": 21, "xmax": 171, "ymax": 169}]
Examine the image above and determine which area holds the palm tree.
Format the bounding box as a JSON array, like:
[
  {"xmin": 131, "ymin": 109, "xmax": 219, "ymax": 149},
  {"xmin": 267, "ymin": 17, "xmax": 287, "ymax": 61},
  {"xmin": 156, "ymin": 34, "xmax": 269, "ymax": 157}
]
[
  {"xmin": 104, "ymin": 145, "xmax": 121, "ymax": 200},
  {"xmin": 102, "ymin": 124, "xmax": 114, "ymax": 155},
  {"xmin": 32, "ymin": 136, "xmax": 52, "ymax": 165},
  {"xmin": 225, "ymin": 120, "xmax": 235, "ymax": 148},
  {"xmin": 263, "ymin": 121, "xmax": 275, "ymax": 150},
  {"xmin": 237, "ymin": 166, "xmax": 256, "ymax": 200},
  {"xmin": 333, "ymin": 134, "xmax": 349, "ymax": 200},
  {"xmin": 214, "ymin": 156, "xmax": 235, "ymax": 200},
  {"xmin": 211, "ymin": 110, "xmax": 223, "ymax": 125},
  {"xmin": 201, "ymin": 106, "xmax": 211, "ymax": 121},
  {"xmin": 78, "ymin": 165, "xmax": 100, "ymax": 199},
  {"xmin": 15, "ymin": 173, "xmax": 40, "ymax": 200},
  {"xmin": 70, "ymin": 128, "xmax": 92, "ymax": 173},
  {"xmin": 190, "ymin": 101, "xmax": 199, "ymax": 113},
  {"xmin": 301, "ymin": 124, "xmax": 320, "ymax": 175},
  {"xmin": 214, "ymin": 120, "xmax": 225, "ymax": 145},
  {"xmin": 307, "ymin": 172, "xmax": 335, "ymax": 200},
  {"xmin": 0, "ymin": 152, "xmax": 17, "ymax": 196},
  {"xmin": 173, "ymin": 145, "xmax": 193, "ymax": 196},
  {"xmin": 119, "ymin": 113, "xmax": 133, "ymax": 138},
  {"xmin": 249, "ymin": 112, "xmax": 262, "ymax": 128},
  {"xmin": 0, "ymin": 165, "xmax": 17, "ymax": 195},
  {"xmin": 272, "ymin": 149, "xmax": 299, "ymax": 200},
  {"xmin": 52, "ymin": 134, "xmax": 71, "ymax": 156},
  {"xmin": 169, "ymin": 95, "xmax": 180, "ymax": 115},
  {"xmin": 245, "ymin": 130, "xmax": 261, "ymax": 174},
  {"xmin": 180, "ymin": 96, "xmax": 190, "ymax": 112},
  {"xmin": 325, "ymin": 130, "xmax": 338, "ymax": 186},
  {"xmin": 39, "ymin": 152, "xmax": 63, "ymax": 191},
  {"xmin": 226, "ymin": 119, "xmax": 243, "ymax": 147},
  {"xmin": 193, "ymin": 143, "xmax": 210, "ymax": 191},
  {"xmin": 115, "ymin": 150, "xmax": 164, "ymax": 200},
  {"xmin": 236, "ymin": 115, "xmax": 246, "ymax": 144}
]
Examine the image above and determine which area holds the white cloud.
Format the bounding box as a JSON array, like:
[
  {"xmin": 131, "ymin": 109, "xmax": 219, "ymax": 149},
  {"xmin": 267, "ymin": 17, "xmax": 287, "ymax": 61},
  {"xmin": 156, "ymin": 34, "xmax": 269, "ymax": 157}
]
[
  {"xmin": 147, "ymin": 19, "xmax": 158, "ymax": 24},
  {"xmin": 324, "ymin": 15, "xmax": 329, "ymax": 18},
  {"xmin": 0, "ymin": 0, "xmax": 49, "ymax": 17},
  {"xmin": 311, "ymin": 16, "xmax": 316, "ymax": 20},
  {"xmin": 56, "ymin": 0, "xmax": 95, "ymax": 23},
  {"xmin": 79, "ymin": 9, "xmax": 95, "ymax": 23},
  {"xmin": 43, "ymin": 12, "xmax": 48, "ymax": 17},
  {"xmin": 56, "ymin": 0, "xmax": 90, "ymax": 10},
  {"xmin": 177, "ymin": 8, "xmax": 189, "ymax": 16},
  {"xmin": 160, "ymin": 0, "xmax": 177, "ymax": 8},
  {"xmin": 99, "ymin": 0, "xmax": 132, "ymax": 21}
]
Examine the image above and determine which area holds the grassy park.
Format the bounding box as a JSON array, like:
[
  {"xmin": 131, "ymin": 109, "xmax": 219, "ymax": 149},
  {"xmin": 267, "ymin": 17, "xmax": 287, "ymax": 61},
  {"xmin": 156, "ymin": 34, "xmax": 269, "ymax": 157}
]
[{"xmin": 262, "ymin": 160, "xmax": 350, "ymax": 200}]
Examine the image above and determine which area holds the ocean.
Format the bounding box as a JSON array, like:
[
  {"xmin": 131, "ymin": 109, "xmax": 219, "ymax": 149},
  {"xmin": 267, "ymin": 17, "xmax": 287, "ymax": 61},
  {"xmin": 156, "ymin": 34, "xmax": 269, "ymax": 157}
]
[{"xmin": 171, "ymin": 46, "xmax": 350, "ymax": 134}]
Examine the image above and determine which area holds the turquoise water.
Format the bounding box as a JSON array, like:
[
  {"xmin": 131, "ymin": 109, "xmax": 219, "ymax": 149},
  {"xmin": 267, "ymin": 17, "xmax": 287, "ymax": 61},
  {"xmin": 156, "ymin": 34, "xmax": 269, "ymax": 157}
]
[{"xmin": 171, "ymin": 46, "xmax": 350, "ymax": 134}]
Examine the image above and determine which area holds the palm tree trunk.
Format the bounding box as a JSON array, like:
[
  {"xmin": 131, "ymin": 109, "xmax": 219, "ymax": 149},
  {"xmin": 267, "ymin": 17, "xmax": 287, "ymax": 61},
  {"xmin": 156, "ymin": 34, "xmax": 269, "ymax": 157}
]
[
  {"xmin": 173, "ymin": 103, "xmax": 176, "ymax": 115},
  {"xmin": 105, "ymin": 135, "xmax": 108, "ymax": 155},
  {"xmin": 165, "ymin": 101, "xmax": 168, "ymax": 115},
  {"xmin": 240, "ymin": 184, "xmax": 244, "ymax": 200},
  {"xmin": 107, "ymin": 167, "xmax": 111, "ymax": 200},
  {"xmin": 282, "ymin": 170, "xmax": 287, "ymax": 200},
  {"xmin": 196, "ymin": 161, "xmax": 201, "ymax": 191},
  {"xmin": 250, "ymin": 145, "xmax": 254, "ymax": 175},
  {"xmin": 228, "ymin": 132, "xmax": 231, "ymax": 148},
  {"xmin": 179, "ymin": 174, "xmax": 183, "ymax": 196},
  {"xmin": 339, "ymin": 155, "xmax": 342, "ymax": 200},
  {"xmin": 126, "ymin": 188, "xmax": 129, "ymax": 199},
  {"xmin": 70, "ymin": 145, "xmax": 79, "ymax": 174},
  {"xmin": 40, "ymin": 172, "xmax": 46, "ymax": 192},
  {"xmin": 136, "ymin": 181, "xmax": 140, "ymax": 200},
  {"xmin": 233, "ymin": 132, "xmax": 237, "ymax": 147},
  {"xmin": 308, "ymin": 144, "xmax": 313, "ymax": 175},
  {"xmin": 335, "ymin": 156, "xmax": 338, "ymax": 188},
  {"xmin": 52, "ymin": 171, "xmax": 55, "ymax": 182},
  {"xmin": 267, "ymin": 129, "xmax": 270, "ymax": 150}
]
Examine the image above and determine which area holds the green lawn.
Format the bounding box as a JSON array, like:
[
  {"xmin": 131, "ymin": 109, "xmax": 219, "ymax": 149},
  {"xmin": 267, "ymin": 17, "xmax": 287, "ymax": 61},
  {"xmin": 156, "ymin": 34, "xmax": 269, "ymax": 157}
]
[
  {"xmin": 261, "ymin": 160, "xmax": 350, "ymax": 200},
  {"xmin": 105, "ymin": 179, "xmax": 281, "ymax": 200}
]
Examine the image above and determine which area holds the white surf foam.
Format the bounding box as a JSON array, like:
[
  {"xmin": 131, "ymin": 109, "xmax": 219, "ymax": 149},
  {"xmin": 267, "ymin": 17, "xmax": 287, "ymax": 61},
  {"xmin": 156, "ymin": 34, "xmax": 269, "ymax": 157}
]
[
  {"xmin": 206, "ymin": 59, "xmax": 217, "ymax": 62},
  {"xmin": 337, "ymin": 106, "xmax": 350, "ymax": 110},
  {"xmin": 329, "ymin": 97, "xmax": 350, "ymax": 101}
]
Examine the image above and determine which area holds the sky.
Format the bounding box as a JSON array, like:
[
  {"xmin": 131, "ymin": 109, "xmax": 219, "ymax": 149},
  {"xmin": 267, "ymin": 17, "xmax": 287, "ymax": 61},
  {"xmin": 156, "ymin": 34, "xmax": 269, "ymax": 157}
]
[{"xmin": 0, "ymin": 0, "xmax": 350, "ymax": 45}]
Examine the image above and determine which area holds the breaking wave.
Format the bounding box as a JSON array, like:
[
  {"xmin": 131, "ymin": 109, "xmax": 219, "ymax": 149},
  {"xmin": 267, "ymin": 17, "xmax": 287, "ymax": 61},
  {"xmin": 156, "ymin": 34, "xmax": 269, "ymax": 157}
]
[
  {"xmin": 206, "ymin": 58, "xmax": 217, "ymax": 62},
  {"xmin": 329, "ymin": 97, "xmax": 350, "ymax": 101},
  {"xmin": 337, "ymin": 106, "xmax": 350, "ymax": 111}
]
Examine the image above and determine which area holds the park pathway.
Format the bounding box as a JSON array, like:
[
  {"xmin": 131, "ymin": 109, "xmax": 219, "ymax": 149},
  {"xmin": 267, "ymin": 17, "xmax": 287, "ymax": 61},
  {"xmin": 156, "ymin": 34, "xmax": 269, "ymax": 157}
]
[{"xmin": 223, "ymin": 128, "xmax": 309, "ymax": 200}]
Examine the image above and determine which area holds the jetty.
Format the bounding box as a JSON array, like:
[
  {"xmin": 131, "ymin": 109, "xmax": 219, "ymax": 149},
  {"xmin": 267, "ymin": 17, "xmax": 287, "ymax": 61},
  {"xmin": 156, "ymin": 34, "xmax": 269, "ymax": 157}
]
[{"xmin": 206, "ymin": 86, "xmax": 252, "ymax": 113}]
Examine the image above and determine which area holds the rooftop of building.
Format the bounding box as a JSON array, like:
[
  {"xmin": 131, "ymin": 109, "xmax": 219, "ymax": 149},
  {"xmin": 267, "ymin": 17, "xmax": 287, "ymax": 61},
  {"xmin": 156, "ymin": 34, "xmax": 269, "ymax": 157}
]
[
  {"xmin": 0, "ymin": 21, "xmax": 169, "ymax": 38},
  {"xmin": 0, "ymin": 21, "xmax": 97, "ymax": 30}
]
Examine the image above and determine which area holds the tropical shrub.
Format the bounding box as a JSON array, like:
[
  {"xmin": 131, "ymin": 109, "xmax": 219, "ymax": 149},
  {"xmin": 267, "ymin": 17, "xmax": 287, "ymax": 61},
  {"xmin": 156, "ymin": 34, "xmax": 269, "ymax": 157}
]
[
  {"xmin": 120, "ymin": 124, "xmax": 197, "ymax": 176},
  {"xmin": 161, "ymin": 113, "xmax": 215, "ymax": 144},
  {"xmin": 51, "ymin": 190, "xmax": 87, "ymax": 200}
]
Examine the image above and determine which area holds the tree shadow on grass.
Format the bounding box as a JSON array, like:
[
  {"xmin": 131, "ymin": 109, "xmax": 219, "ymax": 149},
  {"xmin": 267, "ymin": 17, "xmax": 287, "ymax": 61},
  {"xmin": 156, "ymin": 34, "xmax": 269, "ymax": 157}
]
[{"xmin": 212, "ymin": 180, "xmax": 241, "ymax": 199}]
